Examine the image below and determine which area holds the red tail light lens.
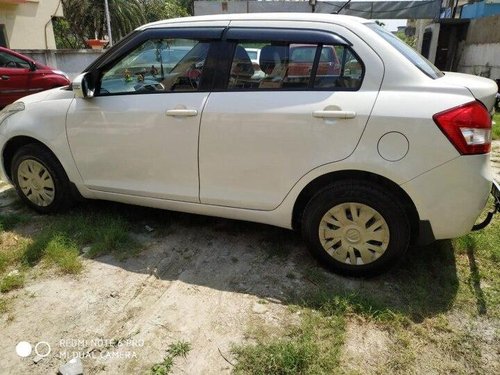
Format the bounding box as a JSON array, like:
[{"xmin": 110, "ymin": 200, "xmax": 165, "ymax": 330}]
[{"xmin": 433, "ymin": 101, "xmax": 492, "ymax": 155}]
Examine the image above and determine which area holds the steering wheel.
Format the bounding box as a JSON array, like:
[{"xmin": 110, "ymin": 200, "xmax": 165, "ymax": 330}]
[{"xmin": 6, "ymin": 61, "xmax": 18, "ymax": 68}]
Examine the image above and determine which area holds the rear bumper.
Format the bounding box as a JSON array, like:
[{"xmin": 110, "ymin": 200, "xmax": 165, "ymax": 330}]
[{"xmin": 401, "ymin": 154, "xmax": 492, "ymax": 241}]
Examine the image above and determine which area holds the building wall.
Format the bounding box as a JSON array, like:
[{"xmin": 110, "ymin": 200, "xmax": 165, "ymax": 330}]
[
  {"xmin": 461, "ymin": 1, "xmax": 500, "ymax": 19},
  {"xmin": 0, "ymin": 0, "xmax": 63, "ymax": 49},
  {"xmin": 457, "ymin": 15, "xmax": 500, "ymax": 79}
]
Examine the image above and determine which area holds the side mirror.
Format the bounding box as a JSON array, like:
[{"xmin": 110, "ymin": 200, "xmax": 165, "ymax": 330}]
[
  {"xmin": 28, "ymin": 61, "xmax": 37, "ymax": 71},
  {"xmin": 72, "ymin": 72, "xmax": 94, "ymax": 98}
]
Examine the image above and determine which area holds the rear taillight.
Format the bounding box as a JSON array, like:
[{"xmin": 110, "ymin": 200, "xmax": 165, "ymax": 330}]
[{"xmin": 433, "ymin": 101, "xmax": 492, "ymax": 155}]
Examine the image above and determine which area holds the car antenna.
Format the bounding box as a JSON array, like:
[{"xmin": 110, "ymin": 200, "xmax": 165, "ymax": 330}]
[{"xmin": 335, "ymin": 0, "xmax": 352, "ymax": 14}]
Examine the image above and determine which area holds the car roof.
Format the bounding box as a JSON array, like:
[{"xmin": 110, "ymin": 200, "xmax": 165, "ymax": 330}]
[{"xmin": 137, "ymin": 12, "xmax": 368, "ymax": 31}]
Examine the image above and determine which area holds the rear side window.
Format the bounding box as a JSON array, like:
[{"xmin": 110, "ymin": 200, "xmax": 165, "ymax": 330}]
[
  {"xmin": 366, "ymin": 23, "xmax": 443, "ymax": 79},
  {"xmin": 227, "ymin": 41, "xmax": 363, "ymax": 91}
]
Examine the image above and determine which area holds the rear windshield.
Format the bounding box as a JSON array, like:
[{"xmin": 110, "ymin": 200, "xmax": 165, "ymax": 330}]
[{"xmin": 366, "ymin": 23, "xmax": 443, "ymax": 79}]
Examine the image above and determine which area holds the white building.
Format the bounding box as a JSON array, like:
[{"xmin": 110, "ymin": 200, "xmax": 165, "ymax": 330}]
[{"xmin": 0, "ymin": 0, "xmax": 63, "ymax": 49}]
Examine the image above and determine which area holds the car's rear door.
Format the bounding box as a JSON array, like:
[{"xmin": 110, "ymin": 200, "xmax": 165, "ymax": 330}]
[
  {"xmin": 66, "ymin": 26, "xmax": 226, "ymax": 202},
  {"xmin": 199, "ymin": 22, "xmax": 384, "ymax": 210}
]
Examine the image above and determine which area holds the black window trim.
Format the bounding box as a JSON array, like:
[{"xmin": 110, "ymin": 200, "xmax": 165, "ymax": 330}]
[{"xmin": 84, "ymin": 25, "xmax": 364, "ymax": 96}]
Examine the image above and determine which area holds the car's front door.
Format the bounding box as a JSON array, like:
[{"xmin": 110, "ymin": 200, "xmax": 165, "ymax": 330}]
[{"xmin": 66, "ymin": 29, "xmax": 223, "ymax": 202}]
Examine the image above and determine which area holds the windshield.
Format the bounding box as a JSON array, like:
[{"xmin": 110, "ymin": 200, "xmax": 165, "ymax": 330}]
[{"xmin": 366, "ymin": 23, "xmax": 443, "ymax": 79}]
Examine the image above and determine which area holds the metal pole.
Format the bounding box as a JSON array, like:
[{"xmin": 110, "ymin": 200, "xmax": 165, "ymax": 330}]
[{"xmin": 104, "ymin": 0, "xmax": 113, "ymax": 46}]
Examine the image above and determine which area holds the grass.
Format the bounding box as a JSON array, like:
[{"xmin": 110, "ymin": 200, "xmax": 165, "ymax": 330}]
[
  {"xmin": 0, "ymin": 208, "xmax": 141, "ymax": 297},
  {"xmin": 234, "ymin": 213, "xmax": 500, "ymax": 374},
  {"xmin": 150, "ymin": 340, "xmax": 191, "ymax": 375},
  {"xmin": 0, "ymin": 272, "xmax": 25, "ymax": 293},
  {"xmin": 233, "ymin": 310, "xmax": 345, "ymax": 375},
  {"xmin": 493, "ymin": 111, "xmax": 499, "ymax": 140}
]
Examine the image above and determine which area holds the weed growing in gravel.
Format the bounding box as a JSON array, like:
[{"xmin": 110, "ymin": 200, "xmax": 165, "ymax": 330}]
[
  {"xmin": 0, "ymin": 272, "xmax": 25, "ymax": 293},
  {"xmin": 233, "ymin": 309, "xmax": 345, "ymax": 375},
  {"xmin": 150, "ymin": 340, "xmax": 191, "ymax": 375}
]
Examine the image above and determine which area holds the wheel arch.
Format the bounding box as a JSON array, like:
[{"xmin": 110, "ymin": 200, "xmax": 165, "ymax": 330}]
[
  {"xmin": 291, "ymin": 170, "xmax": 421, "ymax": 244},
  {"xmin": 2, "ymin": 136, "xmax": 59, "ymax": 181}
]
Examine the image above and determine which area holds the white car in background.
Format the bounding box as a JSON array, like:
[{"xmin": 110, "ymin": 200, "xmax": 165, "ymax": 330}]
[{"xmin": 0, "ymin": 13, "xmax": 498, "ymax": 276}]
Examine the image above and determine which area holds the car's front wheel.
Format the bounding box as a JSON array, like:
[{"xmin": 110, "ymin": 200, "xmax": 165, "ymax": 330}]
[
  {"xmin": 302, "ymin": 180, "xmax": 410, "ymax": 277},
  {"xmin": 11, "ymin": 144, "xmax": 73, "ymax": 213}
]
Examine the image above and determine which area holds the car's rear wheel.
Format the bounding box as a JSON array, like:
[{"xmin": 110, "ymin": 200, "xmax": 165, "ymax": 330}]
[
  {"xmin": 302, "ymin": 180, "xmax": 410, "ymax": 277},
  {"xmin": 11, "ymin": 144, "xmax": 73, "ymax": 213}
]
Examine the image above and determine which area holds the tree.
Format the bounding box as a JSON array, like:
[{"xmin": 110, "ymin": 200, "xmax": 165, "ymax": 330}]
[
  {"xmin": 140, "ymin": 0, "xmax": 190, "ymax": 23},
  {"xmin": 59, "ymin": 0, "xmax": 146, "ymax": 46}
]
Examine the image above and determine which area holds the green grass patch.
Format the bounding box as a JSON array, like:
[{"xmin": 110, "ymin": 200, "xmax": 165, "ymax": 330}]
[
  {"xmin": 0, "ymin": 272, "xmax": 25, "ymax": 293},
  {"xmin": 0, "ymin": 209, "xmax": 141, "ymax": 289},
  {"xmin": 232, "ymin": 310, "xmax": 345, "ymax": 375},
  {"xmin": 21, "ymin": 211, "xmax": 139, "ymax": 273},
  {"xmin": 150, "ymin": 340, "xmax": 191, "ymax": 375},
  {"xmin": 493, "ymin": 112, "xmax": 499, "ymax": 140}
]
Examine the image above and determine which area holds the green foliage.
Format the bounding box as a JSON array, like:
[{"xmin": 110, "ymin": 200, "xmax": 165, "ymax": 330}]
[
  {"xmin": 493, "ymin": 112, "xmax": 499, "ymax": 140},
  {"xmin": 0, "ymin": 272, "xmax": 25, "ymax": 293},
  {"xmin": 141, "ymin": 0, "xmax": 190, "ymax": 23},
  {"xmin": 395, "ymin": 31, "xmax": 416, "ymax": 49},
  {"xmin": 60, "ymin": 0, "xmax": 146, "ymax": 45},
  {"xmin": 167, "ymin": 340, "xmax": 191, "ymax": 358},
  {"xmin": 52, "ymin": 17, "xmax": 86, "ymax": 49},
  {"xmin": 150, "ymin": 340, "xmax": 191, "ymax": 375},
  {"xmin": 55, "ymin": 1, "xmax": 192, "ymax": 48},
  {"xmin": 232, "ymin": 311, "xmax": 345, "ymax": 375}
]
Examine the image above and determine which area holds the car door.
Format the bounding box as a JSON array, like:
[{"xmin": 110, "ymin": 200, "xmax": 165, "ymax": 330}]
[
  {"xmin": 66, "ymin": 28, "xmax": 224, "ymax": 203},
  {"xmin": 0, "ymin": 50, "xmax": 30, "ymax": 107},
  {"xmin": 199, "ymin": 24, "xmax": 384, "ymax": 210}
]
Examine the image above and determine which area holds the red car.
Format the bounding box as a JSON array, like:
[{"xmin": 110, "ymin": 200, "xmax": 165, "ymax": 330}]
[{"xmin": 0, "ymin": 47, "xmax": 70, "ymax": 108}]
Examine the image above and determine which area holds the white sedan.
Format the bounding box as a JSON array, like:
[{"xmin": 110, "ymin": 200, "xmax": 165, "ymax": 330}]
[{"xmin": 0, "ymin": 13, "xmax": 498, "ymax": 276}]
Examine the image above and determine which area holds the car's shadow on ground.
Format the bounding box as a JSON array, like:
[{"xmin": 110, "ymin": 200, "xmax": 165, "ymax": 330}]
[
  {"xmin": 69, "ymin": 199, "xmax": 460, "ymax": 323},
  {"xmin": 2, "ymin": 186, "xmax": 460, "ymax": 323}
]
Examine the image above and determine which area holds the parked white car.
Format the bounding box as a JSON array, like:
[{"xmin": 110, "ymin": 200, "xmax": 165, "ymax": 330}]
[{"xmin": 0, "ymin": 13, "xmax": 498, "ymax": 276}]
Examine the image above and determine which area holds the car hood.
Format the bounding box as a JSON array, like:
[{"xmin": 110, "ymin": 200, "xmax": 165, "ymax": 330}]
[
  {"xmin": 440, "ymin": 72, "xmax": 498, "ymax": 111},
  {"xmin": 17, "ymin": 86, "xmax": 74, "ymax": 105}
]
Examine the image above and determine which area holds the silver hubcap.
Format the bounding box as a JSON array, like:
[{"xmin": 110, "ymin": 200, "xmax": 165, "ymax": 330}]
[
  {"xmin": 319, "ymin": 203, "xmax": 390, "ymax": 266},
  {"xmin": 17, "ymin": 159, "xmax": 55, "ymax": 207}
]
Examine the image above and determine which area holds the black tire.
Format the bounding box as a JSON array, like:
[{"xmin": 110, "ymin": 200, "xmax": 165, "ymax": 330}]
[
  {"xmin": 301, "ymin": 180, "xmax": 410, "ymax": 277},
  {"xmin": 11, "ymin": 144, "xmax": 73, "ymax": 213}
]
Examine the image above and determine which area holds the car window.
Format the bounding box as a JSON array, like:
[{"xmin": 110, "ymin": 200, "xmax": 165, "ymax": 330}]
[
  {"xmin": 366, "ymin": 23, "xmax": 443, "ymax": 79},
  {"xmin": 0, "ymin": 51, "xmax": 30, "ymax": 69},
  {"xmin": 227, "ymin": 41, "xmax": 363, "ymax": 91},
  {"xmin": 99, "ymin": 38, "xmax": 210, "ymax": 95}
]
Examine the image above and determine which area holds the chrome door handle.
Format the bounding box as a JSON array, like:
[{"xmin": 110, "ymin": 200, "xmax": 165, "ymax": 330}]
[
  {"xmin": 312, "ymin": 110, "xmax": 356, "ymax": 119},
  {"xmin": 166, "ymin": 109, "xmax": 198, "ymax": 117},
  {"xmin": 1, "ymin": 75, "xmax": 9, "ymax": 80}
]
